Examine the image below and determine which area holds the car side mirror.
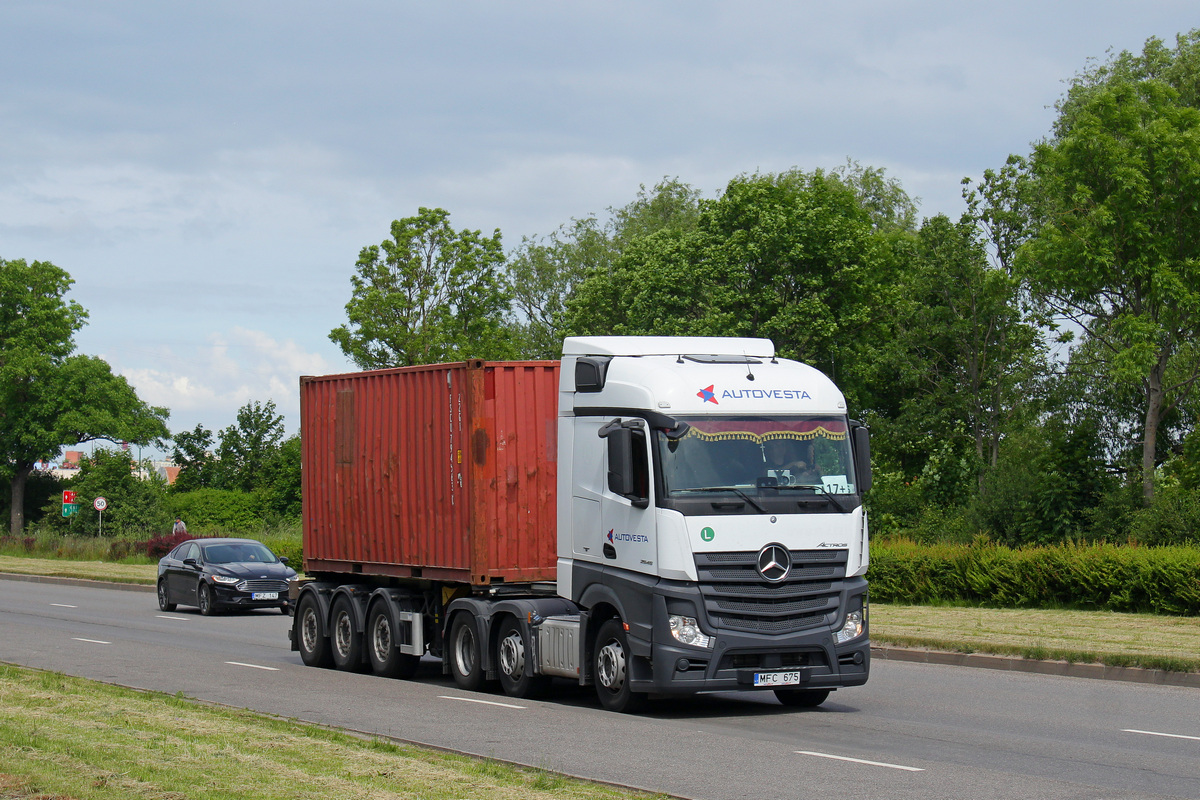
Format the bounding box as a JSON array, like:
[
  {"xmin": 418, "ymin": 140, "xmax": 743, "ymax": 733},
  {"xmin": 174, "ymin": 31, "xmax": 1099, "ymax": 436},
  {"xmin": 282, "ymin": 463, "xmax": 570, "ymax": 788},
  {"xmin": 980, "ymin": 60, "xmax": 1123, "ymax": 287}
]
[
  {"xmin": 279, "ymin": 556, "xmax": 289, "ymax": 565},
  {"xmin": 183, "ymin": 558, "xmax": 199, "ymax": 568}
]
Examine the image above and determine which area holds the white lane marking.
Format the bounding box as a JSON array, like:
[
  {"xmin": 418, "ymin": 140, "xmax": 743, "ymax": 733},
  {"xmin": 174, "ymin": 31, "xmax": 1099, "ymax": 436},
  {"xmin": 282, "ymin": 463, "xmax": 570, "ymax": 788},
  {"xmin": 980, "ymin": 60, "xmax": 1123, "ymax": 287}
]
[
  {"xmin": 1124, "ymin": 729, "xmax": 1200, "ymax": 742},
  {"xmin": 438, "ymin": 695, "xmax": 526, "ymax": 709},
  {"xmin": 797, "ymin": 751, "xmax": 924, "ymax": 772},
  {"xmin": 225, "ymin": 661, "xmax": 280, "ymax": 671},
  {"xmin": 156, "ymin": 615, "xmax": 189, "ymax": 621},
  {"xmin": 50, "ymin": 603, "xmax": 77, "ymax": 608},
  {"xmin": 71, "ymin": 637, "xmax": 111, "ymax": 645}
]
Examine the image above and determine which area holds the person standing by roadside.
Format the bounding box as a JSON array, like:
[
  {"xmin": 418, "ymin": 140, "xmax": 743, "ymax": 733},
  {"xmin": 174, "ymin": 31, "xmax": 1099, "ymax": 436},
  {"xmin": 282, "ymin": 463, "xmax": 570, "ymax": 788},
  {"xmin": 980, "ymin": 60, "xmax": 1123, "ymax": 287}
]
[{"xmin": 172, "ymin": 517, "xmax": 188, "ymax": 535}]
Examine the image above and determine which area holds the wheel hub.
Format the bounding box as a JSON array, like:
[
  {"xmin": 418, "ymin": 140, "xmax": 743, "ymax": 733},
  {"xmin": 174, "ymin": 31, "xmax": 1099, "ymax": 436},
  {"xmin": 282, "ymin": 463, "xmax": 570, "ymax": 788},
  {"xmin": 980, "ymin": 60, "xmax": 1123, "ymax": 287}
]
[{"xmin": 598, "ymin": 640, "xmax": 627, "ymax": 690}]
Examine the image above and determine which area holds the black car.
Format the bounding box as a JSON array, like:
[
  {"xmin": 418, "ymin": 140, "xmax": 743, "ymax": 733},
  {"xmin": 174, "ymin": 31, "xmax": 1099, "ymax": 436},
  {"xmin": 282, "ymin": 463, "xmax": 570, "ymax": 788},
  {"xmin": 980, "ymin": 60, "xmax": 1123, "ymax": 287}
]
[{"xmin": 157, "ymin": 537, "xmax": 296, "ymax": 615}]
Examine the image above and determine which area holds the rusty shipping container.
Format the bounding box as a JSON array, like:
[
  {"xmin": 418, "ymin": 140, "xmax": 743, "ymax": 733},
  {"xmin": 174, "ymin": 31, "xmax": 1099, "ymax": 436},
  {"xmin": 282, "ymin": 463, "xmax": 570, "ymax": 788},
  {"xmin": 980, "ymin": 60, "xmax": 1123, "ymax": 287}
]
[{"xmin": 300, "ymin": 360, "xmax": 559, "ymax": 585}]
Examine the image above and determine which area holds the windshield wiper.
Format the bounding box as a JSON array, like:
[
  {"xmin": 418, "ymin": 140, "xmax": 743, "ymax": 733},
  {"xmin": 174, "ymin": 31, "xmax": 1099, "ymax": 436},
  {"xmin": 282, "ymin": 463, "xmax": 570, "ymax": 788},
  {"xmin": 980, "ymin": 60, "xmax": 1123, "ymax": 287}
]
[{"xmin": 685, "ymin": 487, "xmax": 766, "ymax": 513}]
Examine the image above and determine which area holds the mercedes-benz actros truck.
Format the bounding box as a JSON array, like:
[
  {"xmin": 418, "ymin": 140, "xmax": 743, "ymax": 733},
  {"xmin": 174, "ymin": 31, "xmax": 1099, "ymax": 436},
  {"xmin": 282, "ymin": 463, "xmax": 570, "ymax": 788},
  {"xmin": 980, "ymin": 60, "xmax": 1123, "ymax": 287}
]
[{"xmin": 290, "ymin": 336, "xmax": 871, "ymax": 712}]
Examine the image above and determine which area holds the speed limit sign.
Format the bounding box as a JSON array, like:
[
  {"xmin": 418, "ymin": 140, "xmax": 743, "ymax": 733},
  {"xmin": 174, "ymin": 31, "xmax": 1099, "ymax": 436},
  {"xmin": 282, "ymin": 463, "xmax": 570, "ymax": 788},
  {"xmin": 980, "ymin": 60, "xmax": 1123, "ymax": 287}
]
[{"xmin": 93, "ymin": 497, "xmax": 108, "ymax": 512}]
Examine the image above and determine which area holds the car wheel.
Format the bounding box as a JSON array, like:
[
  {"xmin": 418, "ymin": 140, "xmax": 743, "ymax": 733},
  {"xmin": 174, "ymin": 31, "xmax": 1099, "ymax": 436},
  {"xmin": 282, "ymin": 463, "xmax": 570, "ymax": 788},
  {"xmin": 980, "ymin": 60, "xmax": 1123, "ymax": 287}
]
[
  {"xmin": 594, "ymin": 618, "xmax": 647, "ymax": 713},
  {"xmin": 366, "ymin": 602, "xmax": 421, "ymax": 679},
  {"xmin": 496, "ymin": 617, "xmax": 550, "ymax": 699},
  {"xmin": 774, "ymin": 688, "xmax": 831, "ymax": 708},
  {"xmin": 296, "ymin": 592, "xmax": 333, "ymax": 668},
  {"xmin": 197, "ymin": 582, "xmax": 218, "ymax": 616},
  {"xmin": 157, "ymin": 580, "xmax": 176, "ymax": 612},
  {"xmin": 330, "ymin": 596, "xmax": 365, "ymax": 671},
  {"xmin": 448, "ymin": 612, "xmax": 491, "ymax": 692}
]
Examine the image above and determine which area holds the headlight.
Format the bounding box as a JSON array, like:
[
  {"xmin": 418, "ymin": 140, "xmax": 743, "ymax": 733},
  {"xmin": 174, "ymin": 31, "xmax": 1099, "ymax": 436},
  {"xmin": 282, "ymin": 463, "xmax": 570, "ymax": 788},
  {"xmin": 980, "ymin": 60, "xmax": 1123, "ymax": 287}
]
[
  {"xmin": 834, "ymin": 610, "xmax": 864, "ymax": 643},
  {"xmin": 211, "ymin": 575, "xmax": 239, "ymax": 585},
  {"xmin": 668, "ymin": 615, "xmax": 713, "ymax": 648}
]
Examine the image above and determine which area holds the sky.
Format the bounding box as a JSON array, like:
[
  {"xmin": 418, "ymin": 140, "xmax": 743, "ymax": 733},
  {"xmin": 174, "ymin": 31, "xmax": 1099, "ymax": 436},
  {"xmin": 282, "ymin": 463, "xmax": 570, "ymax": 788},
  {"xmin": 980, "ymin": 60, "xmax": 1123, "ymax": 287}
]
[{"xmin": 2, "ymin": 2, "xmax": 1197, "ymax": 460}]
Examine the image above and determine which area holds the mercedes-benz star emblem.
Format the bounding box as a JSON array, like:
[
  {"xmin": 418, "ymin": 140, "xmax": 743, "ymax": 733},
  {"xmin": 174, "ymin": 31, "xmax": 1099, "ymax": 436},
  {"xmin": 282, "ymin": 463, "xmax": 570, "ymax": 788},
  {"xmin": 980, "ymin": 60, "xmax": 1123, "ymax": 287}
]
[{"xmin": 757, "ymin": 543, "xmax": 791, "ymax": 583}]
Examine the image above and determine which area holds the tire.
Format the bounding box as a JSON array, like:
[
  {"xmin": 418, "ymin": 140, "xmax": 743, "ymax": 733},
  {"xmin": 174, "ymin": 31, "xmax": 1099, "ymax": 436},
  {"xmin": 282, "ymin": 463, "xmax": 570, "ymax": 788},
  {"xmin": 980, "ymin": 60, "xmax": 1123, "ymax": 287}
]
[
  {"xmin": 366, "ymin": 602, "xmax": 421, "ymax": 679},
  {"xmin": 157, "ymin": 580, "xmax": 176, "ymax": 612},
  {"xmin": 594, "ymin": 618, "xmax": 647, "ymax": 713},
  {"xmin": 330, "ymin": 596, "xmax": 365, "ymax": 672},
  {"xmin": 448, "ymin": 612, "xmax": 491, "ymax": 692},
  {"xmin": 197, "ymin": 582, "xmax": 218, "ymax": 616},
  {"xmin": 774, "ymin": 688, "xmax": 831, "ymax": 708},
  {"xmin": 296, "ymin": 592, "xmax": 334, "ymax": 668},
  {"xmin": 496, "ymin": 617, "xmax": 551, "ymax": 699}
]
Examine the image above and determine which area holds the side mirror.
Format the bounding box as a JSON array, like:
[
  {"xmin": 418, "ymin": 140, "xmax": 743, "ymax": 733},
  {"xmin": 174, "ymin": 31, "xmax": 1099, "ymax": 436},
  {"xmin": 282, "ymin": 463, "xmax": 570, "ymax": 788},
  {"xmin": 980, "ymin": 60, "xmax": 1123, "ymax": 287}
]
[
  {"xmin": 600, "ymin": 419, "xmax": 650, "ymax": 509},
  {"xmin": 183, "ymin": 558, "xmax": 199, "ymax": 568},
  {"xmin": 279, "ymin": 556, "xmax": 290, "ymax": 565},
  {"xmin": 606, "ymin": 427, "xmax": 636, "ymax": 497},
  {"xmin": 852, "ymin": 425, "xmax": 872, "ymax": 494}
]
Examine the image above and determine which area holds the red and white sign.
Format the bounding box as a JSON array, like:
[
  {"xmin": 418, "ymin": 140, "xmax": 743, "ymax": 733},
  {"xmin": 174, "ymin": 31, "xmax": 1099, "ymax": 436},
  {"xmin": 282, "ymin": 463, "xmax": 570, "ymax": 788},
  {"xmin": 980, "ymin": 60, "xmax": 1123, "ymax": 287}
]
[
  {"xmin": 62, "ymin": 490, "xmax": 77, "ymax": 504},
  {"xmin": 93, "ymin": 497, "xmax": 108, "ymax": 512}
]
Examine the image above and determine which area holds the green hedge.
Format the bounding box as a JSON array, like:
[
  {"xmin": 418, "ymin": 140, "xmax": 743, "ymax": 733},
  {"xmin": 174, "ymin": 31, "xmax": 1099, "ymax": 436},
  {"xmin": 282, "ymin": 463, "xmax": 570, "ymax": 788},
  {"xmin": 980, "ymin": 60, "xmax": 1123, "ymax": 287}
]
[{"xmin": 869, "ymin": 540, "xmax": 1200, "ymax": 615}]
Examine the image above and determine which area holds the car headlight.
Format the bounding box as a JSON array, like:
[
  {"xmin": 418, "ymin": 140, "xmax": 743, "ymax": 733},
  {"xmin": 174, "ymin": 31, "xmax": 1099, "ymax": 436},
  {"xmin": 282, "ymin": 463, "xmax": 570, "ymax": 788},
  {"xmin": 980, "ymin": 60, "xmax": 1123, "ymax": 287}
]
[
  {"xmin": 211, "ymin": 575, "xmax": 239, "ymax": 585},
  {"xmin": 834, "ymin": 610, "xmax": 864, "ymax": 643},
  {"xmin": 668, "ymin": 615, "xmax": 713, "ymax": 648}
]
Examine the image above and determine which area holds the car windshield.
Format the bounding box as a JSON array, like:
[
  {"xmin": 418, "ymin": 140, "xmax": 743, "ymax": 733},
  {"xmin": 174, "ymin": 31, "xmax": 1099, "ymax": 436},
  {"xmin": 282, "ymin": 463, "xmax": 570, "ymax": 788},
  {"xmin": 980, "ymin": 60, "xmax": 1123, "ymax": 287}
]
[
  {"xmin": 203, "ymin": 542, "xmax": 278, "ymax": 564},
  {"xmin": 656, "ymin": 415, "xmax": 858, "ymax": 495}
]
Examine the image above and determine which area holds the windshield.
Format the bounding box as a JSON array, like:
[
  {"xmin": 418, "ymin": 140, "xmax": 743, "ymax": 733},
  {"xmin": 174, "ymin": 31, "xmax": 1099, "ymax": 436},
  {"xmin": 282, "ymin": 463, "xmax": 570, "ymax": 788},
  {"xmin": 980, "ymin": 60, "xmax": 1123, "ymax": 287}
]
[
  {"xmin": 203, "ymin": 542, "xmax": 278, "ymax": 565},
  {"xmin": 657, "ymin": 416, "xmax": 858, "ymax": 496}
]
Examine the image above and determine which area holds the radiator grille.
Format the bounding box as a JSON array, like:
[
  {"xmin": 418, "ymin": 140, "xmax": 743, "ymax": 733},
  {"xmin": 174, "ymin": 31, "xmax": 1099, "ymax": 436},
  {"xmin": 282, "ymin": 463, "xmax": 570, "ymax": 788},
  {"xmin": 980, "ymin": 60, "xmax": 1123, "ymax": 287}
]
[{"xmin": 694, "ymin": 549, "xmax": 847, "ymax": 634}]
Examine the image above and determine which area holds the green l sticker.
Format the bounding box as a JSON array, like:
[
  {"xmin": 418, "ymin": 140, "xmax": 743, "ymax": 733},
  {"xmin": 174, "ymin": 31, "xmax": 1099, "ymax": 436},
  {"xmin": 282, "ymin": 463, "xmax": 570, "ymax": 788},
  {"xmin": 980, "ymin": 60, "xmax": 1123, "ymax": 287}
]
[{"xmin": 701, "ymin": 526, "xmax": 715, "ymax": 542}]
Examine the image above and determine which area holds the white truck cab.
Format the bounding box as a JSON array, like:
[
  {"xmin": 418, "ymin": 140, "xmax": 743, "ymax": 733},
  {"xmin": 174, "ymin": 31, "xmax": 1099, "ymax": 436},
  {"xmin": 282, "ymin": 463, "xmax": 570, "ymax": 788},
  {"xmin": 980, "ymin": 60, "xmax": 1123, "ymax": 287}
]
[{"xmin": 554, "ymin": 336, "xmax": 871, "ymax": 710}]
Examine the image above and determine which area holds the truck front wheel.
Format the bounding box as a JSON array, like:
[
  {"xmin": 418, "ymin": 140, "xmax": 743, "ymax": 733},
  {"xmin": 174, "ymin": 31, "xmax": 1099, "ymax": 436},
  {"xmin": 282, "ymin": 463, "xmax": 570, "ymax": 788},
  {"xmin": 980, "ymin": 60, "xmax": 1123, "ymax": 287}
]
[
  {"xmin": 296, "ymin": 593, "xmax": 333, "ymax": 668},
  {"xmin": 594, "ymin": 618, "xmax": 647, "ymax": 713},
  {"xmin": 496, "ymin": 617, "xmax": 551, "ymax": 699},
  {"xmin": 367, "ymin": 602, "xmax": 420, "ymax": 679}
]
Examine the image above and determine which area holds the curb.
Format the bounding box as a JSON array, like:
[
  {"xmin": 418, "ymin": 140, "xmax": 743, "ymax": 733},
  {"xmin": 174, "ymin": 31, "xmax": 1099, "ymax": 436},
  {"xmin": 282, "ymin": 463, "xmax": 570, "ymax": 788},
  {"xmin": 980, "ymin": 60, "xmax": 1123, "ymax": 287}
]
[{"xmin": 872, "ymin": 645, "xmax": 1200, "ymax": 688}]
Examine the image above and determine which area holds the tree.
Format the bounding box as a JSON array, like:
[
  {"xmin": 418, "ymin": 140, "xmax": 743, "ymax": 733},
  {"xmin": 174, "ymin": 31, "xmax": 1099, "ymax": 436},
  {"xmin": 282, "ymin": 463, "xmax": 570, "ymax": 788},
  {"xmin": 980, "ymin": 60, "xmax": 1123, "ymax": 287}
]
[
  {"xmin": 0, "ymin": 258, "xmax": 168, "ymax": 535},
  {"xmin": 565, "ymin": 169, "xmax": 908, "ymax": 409},
  {"xmin": 1018, "ymin": 31, "xmax": 1200, "ymax": 503},
  {"xmin": 330, "ymin": 208, "xmax": 516, "ymax": 368},
  {"xmin": 213, "ymin": 400, "xmax": 286, "ymax": 492},
  {"xmin": 170, "ymin": 423, "xmax": 216, "ymax": 492},
  {"xmin": 506, "ymin": 178, "xmax": 702, "ymax": 359},
  {"xmin": 46, "ymin": 447, "xmax": 171, "ymax": 537}
]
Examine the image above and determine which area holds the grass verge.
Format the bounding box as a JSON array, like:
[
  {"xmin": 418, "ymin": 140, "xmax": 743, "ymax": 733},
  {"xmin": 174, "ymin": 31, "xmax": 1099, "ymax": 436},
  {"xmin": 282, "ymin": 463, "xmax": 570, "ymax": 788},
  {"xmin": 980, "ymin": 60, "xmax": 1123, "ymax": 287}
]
[
  {"xmin": 871, "ymin": 604, "xmax": 1200, "ymax": 673},
  {"xmin": 0, "ymin": 663, "xmax": 669, "ymax": 800},
  {"xmin": 0, "ymin": 556, "xmax": 157, "ymax": 586}
]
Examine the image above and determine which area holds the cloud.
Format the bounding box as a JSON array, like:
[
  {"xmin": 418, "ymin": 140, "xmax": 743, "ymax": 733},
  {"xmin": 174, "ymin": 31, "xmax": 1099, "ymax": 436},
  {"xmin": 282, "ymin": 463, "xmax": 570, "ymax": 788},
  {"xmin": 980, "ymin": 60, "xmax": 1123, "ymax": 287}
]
[{"xmin": 111, "ymin": 327, "xmax": 337, "ymax": 442}]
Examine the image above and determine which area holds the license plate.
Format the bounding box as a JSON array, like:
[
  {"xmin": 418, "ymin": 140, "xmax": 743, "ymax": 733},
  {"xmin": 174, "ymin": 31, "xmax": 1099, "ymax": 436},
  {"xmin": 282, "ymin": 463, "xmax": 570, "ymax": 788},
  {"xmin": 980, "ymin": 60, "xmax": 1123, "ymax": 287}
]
[
  {"xmin": 251, "ymin": 592, "xmax": 279, "ymax": 600},
  {"xmin": 753, "ymin": 670, "xmax": 804, "ymax": 687}
]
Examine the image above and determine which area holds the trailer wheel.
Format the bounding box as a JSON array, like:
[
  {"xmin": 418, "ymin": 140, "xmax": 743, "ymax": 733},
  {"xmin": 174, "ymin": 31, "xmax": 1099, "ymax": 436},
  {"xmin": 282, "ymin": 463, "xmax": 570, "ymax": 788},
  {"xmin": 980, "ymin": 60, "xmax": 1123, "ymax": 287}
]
[
  {"xmin": 330, "ymin": 596, "xmax": 365, "ymax": 671},
  {"xmin": 367, "ymin": 602, "xmax": 420, "ymax": 679},
  {"xmin": 594, "ymin": 618, "xmax": 647, "ymax": 713},
  {"xmin": 496, "ymin": 617, "xmax": 551, "ymax": 699},
  {"xmin": 774, "ymin": 688, "xmax": 830, "ymax": 708},
  {"xmin": 448, "ymin": 612, "xmax": 490, "ymax": 692},
  {"xmin": 296, "ymin": 593, "xmax": 333, "ymax": 668}
]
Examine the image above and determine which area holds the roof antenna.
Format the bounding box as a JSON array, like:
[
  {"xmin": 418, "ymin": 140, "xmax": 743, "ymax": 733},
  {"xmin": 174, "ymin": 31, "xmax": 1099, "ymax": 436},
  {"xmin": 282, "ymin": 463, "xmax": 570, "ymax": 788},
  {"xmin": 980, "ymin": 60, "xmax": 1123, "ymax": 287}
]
[
  {"xmin": 744, "ymin": 351, "xmax": 755, "ymax": 381},
  {"xmin": 676, "ymin": 353, "xmax": 684, "ymax": 364}
]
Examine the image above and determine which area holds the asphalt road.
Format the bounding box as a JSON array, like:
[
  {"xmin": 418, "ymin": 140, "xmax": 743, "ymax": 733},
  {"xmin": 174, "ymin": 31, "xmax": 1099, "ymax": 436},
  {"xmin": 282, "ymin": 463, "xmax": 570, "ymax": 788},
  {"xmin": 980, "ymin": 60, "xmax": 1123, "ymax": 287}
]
[{"xmin": 2, "ymin": 577, "xmax": 1199, "ymax": 800}]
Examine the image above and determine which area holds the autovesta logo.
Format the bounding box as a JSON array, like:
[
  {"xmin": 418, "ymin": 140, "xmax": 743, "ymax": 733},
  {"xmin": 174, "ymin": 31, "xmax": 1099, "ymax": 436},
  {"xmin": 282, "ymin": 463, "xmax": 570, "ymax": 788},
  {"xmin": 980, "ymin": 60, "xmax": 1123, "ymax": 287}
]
[
  {"xmin": 757, "ymin": 543, "xmax": 791, "ymax": 583},
  {"xmin": 697, "ymin": 385, "xmax": 719, "ymax": 404}
]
